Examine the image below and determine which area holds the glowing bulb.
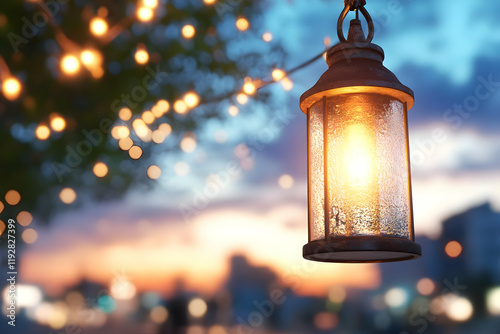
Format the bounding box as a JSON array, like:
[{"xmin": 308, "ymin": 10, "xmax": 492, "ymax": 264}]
[
  {"xmin": 158, "ymin": 123, "xmax": 172, "ymax": 136},
  {"xmin": 90, "ymin": 17, "xmax": 108, "ymax": 36},
  {"xmin": 228, "ymin": 105, "xmax": 239, "ymax": 117},
  {"xmin": 36, "ymin": 125, "xmax": 50, "ymax": 140},
  {"xmin": 137, "ymin": 7, "xmax": 154, "ymax": 22},
  {"xmin": 243, "ymin": 81, "xmax": 256, "ymax": 95},
  {"xmin": 5, "ymin": 190, "xmax": 21, "ymax": 206},
  {"xmin": 203, "ymin": 0, "xmax": 215, "ymax": 4},
  {"xmin": 80, "ymin": 49, "xmax": 101, "ymax": 68},
  {"xmin": 93, "ymin": 162, "xmax": 108, "ymax": 178},
  {"xmin": 2, "ymin": 77, "xmax": 22, "ymax": 100},
  {"xmin": 445, "ymin": 241, "xmax": 462, "ymax": 258},
  {"xmin": 272, "ymin": 69, "xmax": 285, "ymax": 81},
  {"xmin": 118, "ymin": 137, "xmax": 133, "ymax": 150},
  {"xmin": 50, "ymin": 116, "xmax": 66, "ymax": 132},
  {"xmin": 129, "ymin": 146, "xmax": 143, "ymax": 159},
  {"xmin": 281, "ymin": 77, "xmax": 294, "ymax": 91},
  {"xmin": 61, "ymin": 55, "xmax": 80, "ymax": 75},
  {"xmin": 262, "ymin": 32, "xmax": 273, "ymax": 42},
  {"xmin": 180, "ymin": 134, "xmax": 197, "ymax": 153},
  {"xmin": 156, "ymin": 100, "xmax": 170, "ymax": 114},
  {"xmin": 188, "ymin": 298, "xmax": 207, "ymax": 318},
  {"xmin": 135, "ymin": 49, "xmax": 149, "ymax": 65},
  {"xmin": 147, "ymin": 165, "xmax": 162, "ymax": 179},
  {"xmin": 119, "ymin": 107, "xmax": 132, "ymax": 121},
  {"xmin": 142, "ymin": 0, "xmax": 158, "ymax": 8},
  {"xmin": 445, "ymin": 295, "xmax": 473, "ymax": 322},
  {"xmin": 343, "ymin": 123, "xmax": 375, "ymax": 188},
  {"xmin": 236, "ymin": 17, "xmax": 249, "ymax": 31},
  {"xmin": 59, "ymin": 188, "xmax": 76, "ymax": 204},
  {"xmin": 236, "ymin": 93, "xmax": 248, "ymax": 105},
  {"xmin": 142, "ymin": 111, "xmax": 155, "ymax": 124},
  {"xmin": 182, "ymin": 25, "xmax": 196, "ymax": 39},
  {"xmin": 184, "ymin": 92, "xmax": 200, "ymax": 108},
  {"xmin": 174, "ymin": 100, "xmax": 188, "ymax": 114},
  {"xmin": 150, "ymin": 306, "xmax": 169, "ymax": 324}
]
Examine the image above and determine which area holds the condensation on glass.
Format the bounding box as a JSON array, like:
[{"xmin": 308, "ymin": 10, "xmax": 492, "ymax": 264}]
[{"xmin": 307, "ymin": 93, "xmax": 411, "ymax": 242}]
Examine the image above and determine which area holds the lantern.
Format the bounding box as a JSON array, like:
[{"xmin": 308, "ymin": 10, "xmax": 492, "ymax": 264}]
[{"xmin": 301, "ymin": 0, "xmax": 421, "ymax": 262}]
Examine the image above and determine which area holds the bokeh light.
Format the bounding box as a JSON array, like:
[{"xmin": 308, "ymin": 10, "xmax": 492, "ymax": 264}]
[
  {"xmin": 93, "ymin": 162, "xmax": 109, "ymax": 178},
  {"xmin": 60, "ymin": 55, "xmax": 80, "ymax": 75},
  {"xmin": 5, "ymin": 190, "xmax": 21, "ymax": 205},
  {"xmin": 147, "ymin": 165, "xmax": 162, "ymax": 180},
  {"xmin": 142, "ymin": 111, "xmax": 155, "ymax": 124},
  {"xmin": 50, "ymin": 116, "xmax": 66, "ymax": 132},
  {"xmin": 384, "ymin": 288, "xmax": 408, "ymax": 308},
  {"xmin": 445, "ymin": 241, "xmax": 463, "ymax": 258},
  {"xmin": 243, "ymin": 81, "xmax": 256, "ymax": 95},
  {"xmin": 417, "ymin": 278, "xmax": 436, "ymax": 296},
  {"xmin": 174, "ymin": 100, "xmax": 188, "ymax": 114},
  {"xmin": 188, "ymin": 298, "xmax": 207, "ymax": 318},
  {"xmin": 228, "ymin": 105, "xmax": 239, "ymax": 117},
  {"xmin": 110, "ymin": 277, "xmax": 136, "ymax": 300},
  {"xmin": 0, "ymin": 220, "xmax": 5, "ymax": 237},
  {"xmin": 174, "ymin": 162, "xmax": 190, "ymax": 176},
  {"xmin": 137, "ymin": 7, "xmax": 154, "ymax": 22},
  {"xmin": 182, "ymin": 25, "xmax": 196, "ymax": 39},
  {"xmin": 445, "ymin": 295, "xmax": 473, "ymax": 322},
  {"xmin": 17, "ymin": 211, "xmax": 33, "ymax": 226},
  {"xmin": 278, "ymin": 174, "xmax": 294, "ymax": 189},
  {"xmin": 236, "ymin": 93, "xmax": 248, "ymax": 105},
  {"xmin": 328, "ymin": 286, "xmax": 347, "ymax": 304},
  {"xmin": 262, "ymin": 32, "xmax": 273, "ymax": 42},
  {"xmin": 0, "ymin": 201, "xmax": 3, "ymax": 214},
  {"xmin": 314, "ymin": 312, "xmax": 338, "ymax": 330},
  {"xmin": 119, "ymin": 137, "xmax": 133, "ymax": 150},
  {"xmin": 142, "ymin": 0, "xmax": 158, "ymax": 8},
  {"xmin": 150, "ymin": 306, "xmax": 169, "ymax": 324},
  {"xmin": 35, "ymin": 125, "xmax": 51, "ymax": 140},
  {"xmin": 180, "ymin": 134, "xmax": 197, "ymax": 153},
  {"xmin": 486, "ymin": 287, "xmax": 500, "ymax": 315},
  {"xmin": 129, "ymin": 146, "xmax": 143, "ymax": 159},
  {"xmin": 2, "ymin": 77, "xmax": 22, "ymax": 100},
  {"xmin": 119, "ymin": 107, "xmax": 132, "ymax": 121},
  {"xmin": 90, "ymin": 17, "xmax": 108, "ymax": 36},
  {"xmin": 22, "ymin": 228, "xmax": 38, "ymax": 244},
  {"xmin": 184, "ymin": 91, "xmax": 200, "ymax": 108},
  {"xmin": 203, "ymin": 0, "xmax": 216, "ymax": 5},
  {"xmin": 59, "ymin": 188, "xmax": 77, "ymax": 204},
  {"xmin": 135, "ymin": 49, "xmax": 149, "ymax": 65},
  {"xmin": 272, "ymin": 69, "xmax": 285, "ymax": 81},
  {"xmin": 236, "ymin": 17, "xmax": 250, "ymax": 31}
]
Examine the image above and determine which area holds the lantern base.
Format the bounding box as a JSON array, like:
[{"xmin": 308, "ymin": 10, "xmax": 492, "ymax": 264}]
[{"xmin": 303, "ymin": 236, "xmax": 421, "ymax": 263}]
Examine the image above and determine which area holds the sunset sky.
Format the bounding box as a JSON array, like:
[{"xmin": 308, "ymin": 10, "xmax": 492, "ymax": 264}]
[{"xmin": 20, "ymin": 0, "xmax": 500, "ymax": 298}]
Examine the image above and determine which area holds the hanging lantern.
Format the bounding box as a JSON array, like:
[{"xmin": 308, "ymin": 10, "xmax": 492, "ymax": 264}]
[{"xmin": 301, "ymin": 0, "xmax": 421, "ymax": 262}]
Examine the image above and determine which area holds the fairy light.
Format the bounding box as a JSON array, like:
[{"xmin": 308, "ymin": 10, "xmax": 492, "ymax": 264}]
[
  {"xmin": 243, "ymin": 81, "xmax": 256, "ymax": 95},
  {"xmin": 142, "ymin": 111, "xmax": 155, "ymax": 124},
  {"xmin": 90, "ymin": 17, "xmax": 108, "ymax": 37},
  {"xmin": 156, "ymin": 100, "xmax": 170, "ymax": 114},
  {"xmin": 152, "ymin": 130, "xmax": 166, "ymax": 144},
  {"xmin": 281, "ymin": 77, "xmax": 294, "ymax": 91},
  {"xmin": 2, "ymin": 77, "xmax": 22, "ymax": 101},
  {"xmin": 132, "ymin": 119, "xmax": 149, "ymax": 137},
  {"xmin": 236, "ymin": 17, "xmax": 250, "ymax": 31},
  {"xmin": 180, "ymin": 134, "xmax": 197, "ymax": 153},
  {"xmin": 129, "ymin": 146, "xmax": 143, "ymax": 159},
  {"xmin": 59, "ymin": 188, "xmax": 77, "ymax": 204},
  {"xmin": 80, "ymin": 49, "xmax": 101, "ymax": 68},
  {"xmin": 93, "ymin": 162, "xmax": 108, "ymax": 178},
  {"xmin": 203, "ymin": 0, "xmax": 216, "ymax": 4},
  {"xmin": 5, "ymin": 190, "xmax": 21, "ymax": 206},
  {"xmin": 60, "ymin": 55, "xmax": 80, "ymax": 75},
  {"xmin": 181, "ymin": 25, "xmax": 196, "ymax": 39},
  {"xmin": 135, "ymin": 49, "xmax": 149, "ymax": 65},
  {"xmin": 118, "ymin": 137, "xmax": 133, "ymax": 150},
  {"xmin": 184, "ymin": 92, "xmax": 200, "ymax": 108},
  {"xmin": 236, "ymin": 93, "xmax": 248, "ymax": 105},
  {"xmin": 272, "ymin": 69, "xmax": 285, "ymax": 81},
  {"xmin": 174, "ymin": 100, "xmax": 188, "ymax": 114},
  {"xmin": 142, "ymin": 0, "xmax": 158, "ymax": 8},
  {"xmin": 262, "ymin": 32, "xmax": 273, "ymax": 42},
  {"xmin": 158, "ymin": 123, "xmax": 172, "ymax": 136},
  {"xmin": 119, "ymin": 107, "xmax": 132, "ymax": 121},
  {"xmin": 228, "ymin": 105, "xmax": 239, "ymax": 117},
  {"xmin": 35, "ymin": 125, "xmax": 50, "ymax": 140},
  {"xmin": 137, "ymin": 7, "xmax": 154, "ymax": 22},
  {"xmin": 50, "ymin": 116, "xmax": 66, "ymax": 132},
  {"xmin": 147, "ymin": 165, "xmax": 162, "ymax": 179}
]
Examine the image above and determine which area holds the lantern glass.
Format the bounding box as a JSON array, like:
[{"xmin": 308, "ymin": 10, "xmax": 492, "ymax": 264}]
[{"xmin": 308, "ymin": 92, "xmax": 412, "ymax": 242}]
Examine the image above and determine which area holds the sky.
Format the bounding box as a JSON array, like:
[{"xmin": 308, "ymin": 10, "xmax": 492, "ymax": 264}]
[{"xmin": 20, "ymin": 0, "xmax": 500, "ymax": 297}]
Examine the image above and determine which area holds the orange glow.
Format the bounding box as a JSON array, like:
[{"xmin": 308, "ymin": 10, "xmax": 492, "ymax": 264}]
[
  {"xmin": 174, "ymin": 100, "xmax": 188, "ymax": 114},
  {"xmin": 203, "ymin": 0, "xmax": 216, "ymax": 5},
  {"xmin": 150, "ymin": 306, "xmax": 169, "ymax": 323},
  {"xmin": 59, "ymin": 188, "xmax": 76, "ymax": 204},
  {"xmin": 228, "ymin": 105, "xmax": 239, "ymax": 117},
  {"xmin": 142, "ymin": 111, "xmax": 155, "ymax": 124},
  {"xmin": 236, "ymin": 17, "xmax": 249, "ymax": 31},
  {"xmin": 93, "ymin": 162, "xmax": 108, "ymax": 178},
  {"xmin": 50, "ymin": 116, "xmax": 66, "ymax": 132},
  {"xmin": 118, "ymin": 137, "xmax": 133, "ymax": 150},
  {"xmin": 0, "ymin": 201, "xmax": 3, "ymax": 214},
  {"xmin": 445, "ymin": 241, "xmax": 463, "ymax": 258},
  {"xmin": 0, "ymin": 220, "xmax": 5, "ymax": 236},
  {"xmin": 17, "ymin": 211, "xmax": 33, "ymax": 226},
  {"xmin": 135, "ymin": 49, "xmax": 149, "ymax": 65},
  {"xmin": 272, "ymin": 69, "xmax": 285, "ymax": 81},
  {"xmin": 129, "ymin": 146, "xmax": 143, "ymax": 159},
  {"xmin": 156, "ymin": 100, "xmax": 170, "ymax": 114},
  {"xmin": 36, "ymin": 125, "xmax": 51, "ymax": 140},
  {"xmin": 236, "ymin": 93, "xmax": 248, "ymax": 105},
  {"xmin": 314, "ymin": 312, "xmax": 338, "ymax": 330},
  {"xmin": 142, "ymin": 0, "xmax": 158, "ymax": 8},
  {"xmin": 281, "ymin": 77, "xmax": 294, "ymax": 91},
  {"xmin": 278, "ymin": 174, "xmax": 294, "ymax": 189},
  {"xmin": 417, "ymin": 278, "xmax": 436, "ymax": 296},
  {"xmin": 119, "ymin": 107, "xmax": 132, "ymax": 121},
  {"xmin": 5, "ymin": 190, "xmax": 21, "ymax": 205},
  {"xmin": 147, "ymin": 165, "xmax": 162, "ymax": 180},
  {"xmin": 182, "ymin": 25, "xmax": 196, "ymax": 39},
  {"xmin": 2, "ymin": 77, "xmax": 22, "ymax": 100},
  {"xmin": 243, "ymin": 81, "xmax": 256, "ymax": 95},
  {"xmin": 262, "ymin": 32, "xmax": 273, "ymax": 42},
  {"xmin": 152, "ymin": 130, "xmax": 166, "ymax": 144},
  {"xmin": 22, "ymin": 228, "xmax": 38, "ymax": 244},
  {"xmin": 158, "ymin": 123, "xmax": 172, "ymax": 136},
  {"xmin": 90, "ymin": 17, "xmax": 108, "ymax": 36},
  {"xmin": 137, "ymin": 7, "xmax": 154, "ymax": 22},
  {"xmin": 184, "ymin": 92, "xmax": 200, "ymax": 108},
  {"xmin": 60, "ymin": 55, "xmax": 80, "ymax": 75},
  {"xmin": 180, "ymin": 134, "xmax": 197, "ymax": 152}
]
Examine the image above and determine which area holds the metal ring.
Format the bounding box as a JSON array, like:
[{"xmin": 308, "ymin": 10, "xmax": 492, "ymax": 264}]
[{"xmin": 337, "ymin": 5, "xmax": 375, "ymax": 43}]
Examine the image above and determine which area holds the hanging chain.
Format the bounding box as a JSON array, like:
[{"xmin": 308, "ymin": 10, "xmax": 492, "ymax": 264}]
[{"xmin": 337, "ymin": 0, "xmax": 374, "ymax": 43}]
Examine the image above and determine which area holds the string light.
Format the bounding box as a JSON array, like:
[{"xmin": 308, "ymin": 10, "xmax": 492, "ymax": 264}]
[
  {"xmin": 228, "ymin": 105, "xmax": 239, "ymax": 117},
  {"xmin": 142, "ymin": 0, "xmax": 158, "ymax": 9},
  {"xmin": 133, "ymin": 119, "xmax": 150, "ymax": 137},
  {"xmin": 60, "ymin": 55, "xmax": 81, "ymax": 75},
  {"xmin": 2, "ymin": 77, "xmax": 22, "ymax": 100},
  {"xmin": 147, "ymin": 165, "xmax": 162, "ymax": 179},
  {"xmin": 50, "ymin": 116, "xmax": 66, "ymax": 132},
  {"xmin": 156, "ymin": 100, "xmax": 170, "ymax": 114},
  {"xmin": 236, "ymin": 93, "xmax": 248, "ymax": 105},
  {"xmin": 152, "ymin": 130, "xmax": 166, "ymax": 144},
  {"xmin": 184, "ymin": 92, "xmax": 200, "ymax": 108},
  {"xmin": 158, "ymin": 123, "xmax": 172, "ymax": 136},
  {"xmin": 272, "ymin": 69, "xmax": 285, "ymax": 81},
  {"xmin": 262, "ymin": 32, "xmax": 273, "ymax": 42},
  {"xmin": 36, "ymin": 125, "xmax": 51, "ymax": 140},
  {"xmin": 119, "ymin": 107, "xmax": 132, "ymax": 121},
  {"xmin": 281, "ymin": 77, "xmax": 294, "ymax": 91},
  {"xmin": 236, "ymin": 17, "xmax": 250, "ymax": 31},
  {"xmin": 174, "ymin": 100, "xmax": 188, "ymax": 114},
  {"xmin": 90, "ymin": 17, "xmax": 108, "ymax": 37},
  {"xmin": 129, "ymin": 145, "xmax": 143, "ymax": 159},
  {"xmin": 243, "ymin": 80, "xmax": 257, "ymax": 95},
  {"xmin": 181, "ymin": 25, "xmax": 196, "ymax": 39},
  {"xmin": 142, "ymin": 111, "xmax": 155, "ymax": 124},
  {"xmin": 203, "ymin": 0, "xmax": 216, "ymax": 5},
  {"xmin": 135, "ymin": 48, "xmax": 149, "ymax": 65},
  {"xmin": 80, "ymin": 49, "xmax": 102, "ymax": 69},
  {"xmin": 93, "ymin": 162, "xmax": 109, "ymax": 178},
  {"xmin": 17, "ymin": 211, "xmax": 33, "ymax": 226},
  {"xmin": 137, "ymin": 7, "xmax": 154, "ymax": 22},
  {"xmin": 60, "ymin": 187, "xmax": 77, "ymax": 204},
  {"xmin": 118, "ymin": 137, "xmax": 133, "ymax": 150},
  {"xmin": 5, "ymin": 190, "xmax": 21, "ymax": 206},
  {"xmin": 180, "ymin": 134, "xmax": 197, "ymax": 153}
]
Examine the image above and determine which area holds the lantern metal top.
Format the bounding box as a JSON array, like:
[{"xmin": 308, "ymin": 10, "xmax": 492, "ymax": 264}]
[{"xmin": 300, "ymin": 18, "xmax": 415, "ymax": 112}]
